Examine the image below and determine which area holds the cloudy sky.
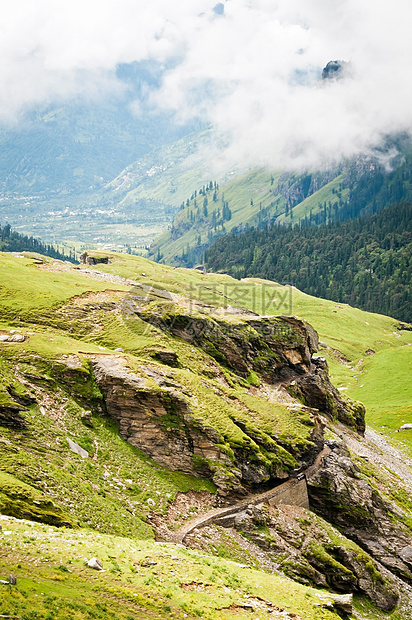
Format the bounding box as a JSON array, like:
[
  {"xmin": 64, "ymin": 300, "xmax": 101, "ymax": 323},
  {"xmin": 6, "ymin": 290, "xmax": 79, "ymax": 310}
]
[{"xmin": 2, "ymin": 0, "xmax": 411, "ymax": 169}]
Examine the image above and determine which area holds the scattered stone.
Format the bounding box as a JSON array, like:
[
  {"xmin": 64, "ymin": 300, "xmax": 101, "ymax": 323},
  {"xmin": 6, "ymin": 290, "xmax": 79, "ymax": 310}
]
[
  {"xmin": 365, "ymin": 349, "xmax": 376, "ymax": 355},
  {"xmin": 8, "ymin": 574, "xmax": 17, "ymax": 585},
  {"xmin": 400, "ymin": 424, "xmax": 412, "ymax": 430},
  {"xmin": 81, "ymin": 410, "xmax": 93, "ymax": 428},
  {"xmin": 115, "ymin": 347, "xmax": 124, "ymax": 352},
  {"xmin": 87, "ymin": 557, "xmax": 103, "ymax": 570},
  {"xmin": 0, "ymin": 333, "xmax": 25, "ymax": 343},
  {"xmin": 140, "ymin": 558, "xmax": 157, "ymax": 567},
  {"xmin": 67, "ymin": 438, "xmax": 89, "ymax": 458}
]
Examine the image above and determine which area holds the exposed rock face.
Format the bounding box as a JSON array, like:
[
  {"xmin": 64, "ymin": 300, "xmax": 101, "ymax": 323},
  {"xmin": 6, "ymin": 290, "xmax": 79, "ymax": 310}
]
[
  {"xmin": 191, "ymin": 502, "xmax": 398, "ymax": 612},
  {"xmin": 0, "ymin": 386, "xmax": 34, "ymax": 429},
  {"xmin": 307, "ymin": 440, "xmax": 412, "ymax": 584},
  {"xmin": 288, "ymin": 357, "xmax": 365, "ymax": 434},
  {"xmin": 0, "ymin": 404, "xmax": 28, "ymax": 429},
  {"xmin": 125, "ymin": 287, "xmax": 364, "ymax": 432},
  {"xmin": 152, "ymin": 350, "xmax": 179, "ymax": 367},
  {"xmin": 91, "ymin": 356, "xmax": 323, "ymax": 495},
  {"xmin": 91, "ymin": 356, "xmax": 241, "ymax": 493},
  {"xmin": 137, "ymin": 308, "xmax": 318, "ymax": 381}
]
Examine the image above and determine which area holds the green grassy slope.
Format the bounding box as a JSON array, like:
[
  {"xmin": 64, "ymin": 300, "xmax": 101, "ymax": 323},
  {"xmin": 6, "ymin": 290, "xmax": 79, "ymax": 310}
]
[
  {"xmin": 149, "ymin": 168, "xmax": 286, "ymax": 265},
  {"xmin": 275, "ymin": 175, "xmax": 348, "ymax": 224},
  {"xmin": 0, "ymin": 252, "xmax": 412, "ymax": 620},
  {"xmin": 1, "ymin": 250, "xmax": 411, "ymax": 618},
  {"xmin": 148, "ymin": 167, "xmax": 350, "ymax": 267},
  {"xmin": 85, "ymin": 252, "xmax": 412, "ymax": 452},
  {"xmin": 149, "ymin": 146, "xmax": 412, "ymax": 270},
  {"xmin": 0, "ymin": 251, "xmax": 320, "ymax": 532},
  {"xmin": 0, "ymin": 516, "xmax": 344, "ymax": 620}
]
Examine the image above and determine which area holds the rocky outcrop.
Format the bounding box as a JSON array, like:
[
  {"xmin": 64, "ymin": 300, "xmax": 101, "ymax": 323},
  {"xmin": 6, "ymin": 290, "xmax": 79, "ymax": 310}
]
[
  {"xmin": 127, "ymin": 288, "xmax": 364, "ymax": 433},
  {"xmin": 135, "ymin": 306, "xmax": 318, "ymax": 382},
  {"xmin": 91, "ymin": 356, "xmax": 244, "ymax": 493},
  {"xmin": 0, "ymin": 385, "xmax": 34, "ymax": 429},
  {"xmin": 89, "ymin": 355, "xmax": 324, "ymax": 495},
  {"xmin": 306, "ymin": 440, "xmax": 412, "ymax": 584},
  {"xmin": 185, "ymin": 501, "xmax": 399, "ymax": 612},
  {"xmin": 287, "ymin": 357, "xmax": 365, "ymax": 434},
  {"xmin": 80, "ymin": 252, "xmax": 111, "ymax": 266},
  {"xmin": 0, "ymin": 404, "xmax": 28, "ymax": 429}
]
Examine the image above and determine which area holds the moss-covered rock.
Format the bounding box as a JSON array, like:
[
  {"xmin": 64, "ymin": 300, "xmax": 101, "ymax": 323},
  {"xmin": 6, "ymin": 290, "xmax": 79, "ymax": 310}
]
[{"xmin": 0, "ymin": 472, "xmax": 74, "ymax": 527}]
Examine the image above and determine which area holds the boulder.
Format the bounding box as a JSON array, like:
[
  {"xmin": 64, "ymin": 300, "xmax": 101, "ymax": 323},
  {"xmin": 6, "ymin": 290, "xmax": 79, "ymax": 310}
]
[
  {"xmin": 81, "ymin": 410, "xmax": 93, "ymax": 428},
  {"xmin": 10, "ymin": 334, "xmax": 25, "ymax": 342},
  {"xmin": 67, "ymin": 438, "xmax": 88, "ymax": 458},
  {"xmin": 87, "ymin": 557, "xmax": 103, "ymax": 570},
  {"xmin": 317, "ymin": 593, "xmax": 353, "ymax": 615},
  {"xmin": 0, "ymin": 333, "xmax": 25, "ymax": 342}
]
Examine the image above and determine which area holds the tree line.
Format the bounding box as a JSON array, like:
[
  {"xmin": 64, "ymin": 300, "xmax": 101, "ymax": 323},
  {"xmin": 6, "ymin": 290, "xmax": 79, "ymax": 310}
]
[
  {"xmin": 0, "ymin": 224, "xmax": 76, "ymax": 263},
  {"xmin": 204, "ymin": 202, "xmax": 412, "ymax": 323}
]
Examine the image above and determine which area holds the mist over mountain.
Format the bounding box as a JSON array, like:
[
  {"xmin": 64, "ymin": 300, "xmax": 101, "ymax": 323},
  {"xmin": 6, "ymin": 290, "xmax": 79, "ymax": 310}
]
[
  {"xmin": 0, "ymin": 62, "xmax": 195, "ymax": 196},
  {"xmin": 2, "ymin": 1, "xmax": 412, "ymax": 175}
]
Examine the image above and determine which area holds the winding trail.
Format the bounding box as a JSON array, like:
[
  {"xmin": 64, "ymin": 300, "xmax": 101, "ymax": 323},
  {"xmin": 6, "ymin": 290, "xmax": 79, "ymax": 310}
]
[{"xmin": 168, "ymin": 445, "xmax": 331, "ymax": 543}]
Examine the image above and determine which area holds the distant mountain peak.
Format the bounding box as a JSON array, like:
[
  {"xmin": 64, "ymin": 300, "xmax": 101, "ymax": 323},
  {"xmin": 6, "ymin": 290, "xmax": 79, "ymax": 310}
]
[{"xmin": 322, "ymin": 60, "xmax": 349, "ymax": 80}]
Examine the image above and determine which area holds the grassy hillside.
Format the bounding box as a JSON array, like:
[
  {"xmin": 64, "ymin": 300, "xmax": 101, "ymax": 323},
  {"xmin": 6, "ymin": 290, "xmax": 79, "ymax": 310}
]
[
  {"xmin": 149, "ymin": 168, "xmax": 287, "ymax": 266},
  {"xmin": 78, "ymin": 252, "xmax": 412, "ymax": 451},
  {"xmin": 1, "ymin": 250, "xmax": 412, "ymax": 618},
  {"xmin": 274, "ymin": 174, "xmax": 348, "ymax": 224},
  {"xmin": 147, "ymin": 168, "xmax": 352, "ymax": 267},
  {"xmin": 0, "ymin": 515, "xmax": 346, "ymax": 620},
  {"xmin": 149, "ymin": 144, "xmax": 412, "ymax": 269}
]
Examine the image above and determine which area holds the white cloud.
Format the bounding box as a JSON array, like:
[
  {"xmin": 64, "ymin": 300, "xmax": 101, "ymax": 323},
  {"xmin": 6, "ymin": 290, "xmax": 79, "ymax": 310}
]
[{"xmin": 1, "ymin": 0, "xmax": 412, "ymax": 168}]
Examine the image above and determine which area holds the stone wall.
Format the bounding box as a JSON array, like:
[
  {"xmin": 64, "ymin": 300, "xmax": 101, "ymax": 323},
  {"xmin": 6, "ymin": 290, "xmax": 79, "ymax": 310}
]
[{"xmin": 267, "ymin": 478, "xmax": 309, "ymax": 510}]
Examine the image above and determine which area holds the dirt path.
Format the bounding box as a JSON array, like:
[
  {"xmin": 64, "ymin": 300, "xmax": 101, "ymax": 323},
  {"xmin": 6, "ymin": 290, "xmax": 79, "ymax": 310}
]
[
  {"xmin": 165, "ymin": 423, "xmax": 412, "ymax": 544},
  {"xmin": 166, "ymin": 445, "xmax": 331, "ymax": 543}
]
